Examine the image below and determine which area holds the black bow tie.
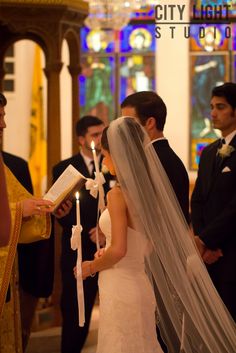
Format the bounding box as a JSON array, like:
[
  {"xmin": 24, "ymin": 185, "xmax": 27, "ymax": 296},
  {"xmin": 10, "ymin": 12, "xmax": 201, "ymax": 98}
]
[{"xmin": 219, "ymin": 138, "xmax": 225, "ymax": 148}]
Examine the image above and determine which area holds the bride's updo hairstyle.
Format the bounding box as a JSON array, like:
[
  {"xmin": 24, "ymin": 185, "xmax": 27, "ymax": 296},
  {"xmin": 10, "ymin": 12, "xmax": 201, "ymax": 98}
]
[{"xmin": 102, "ymin": 117, "xmax": 147, "ymax": 162}]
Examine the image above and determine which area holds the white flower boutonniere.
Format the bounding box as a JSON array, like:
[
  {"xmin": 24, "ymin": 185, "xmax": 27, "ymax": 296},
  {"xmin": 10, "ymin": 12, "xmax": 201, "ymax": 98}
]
[{"xmin": 217, "ymin": 144, "xmax": 235, "ymax": 158}]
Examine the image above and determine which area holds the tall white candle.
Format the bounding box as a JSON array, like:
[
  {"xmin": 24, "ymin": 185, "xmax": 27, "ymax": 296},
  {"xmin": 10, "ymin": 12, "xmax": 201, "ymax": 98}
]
[
  {"xmin": 91, "ymin": 140, "xmax": 100, "ymax": 177},
  {"xmin": 75, "ymin": 192, "xmax": 80, "ymax": 226}
]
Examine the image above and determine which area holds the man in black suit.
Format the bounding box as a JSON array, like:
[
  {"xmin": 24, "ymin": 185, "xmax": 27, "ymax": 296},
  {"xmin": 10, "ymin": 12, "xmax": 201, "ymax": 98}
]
[
  {"xmin": 121, "ymin": 91, "xmax": 189, "ymax": 223},
  {"xmin": 121, "ymin": 91, "xmax": 189, "ymax": 353},
  {"xmin": 191, "ymin": 82, "xmax": 236, "ymax": 322},
  {"xmin": 2, "ymin": 151, "xmax": 55, "ymax": 350},
  {"xmin": 53, "ymin": 116, "xmax": 113, "ymax": 353}
]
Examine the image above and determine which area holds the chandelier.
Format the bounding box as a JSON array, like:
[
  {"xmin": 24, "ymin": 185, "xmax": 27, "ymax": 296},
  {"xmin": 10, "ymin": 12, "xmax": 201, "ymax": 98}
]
[{"xmin": 83, "ymin": 1, "xmax": 158, "ymax": 30}]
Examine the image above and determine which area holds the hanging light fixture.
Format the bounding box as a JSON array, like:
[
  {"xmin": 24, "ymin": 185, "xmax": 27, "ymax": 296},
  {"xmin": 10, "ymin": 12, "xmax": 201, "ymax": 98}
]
[{"xmin": 83, "ymin": 0, "xmax": 158, "ymax": 30}]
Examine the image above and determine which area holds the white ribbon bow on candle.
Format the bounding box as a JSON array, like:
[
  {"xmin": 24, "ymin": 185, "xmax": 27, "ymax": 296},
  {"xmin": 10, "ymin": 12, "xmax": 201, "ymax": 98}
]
[
  {"xmin": 85, "ymin": 173, "xmax": 105, "ymax": 201},
  {"xmin": 85, "ymin": 179, "xmax": 99, "ymax": 199},
  {"xmin": 71, "ymin": 224, "xmax": 83, "ymax": 250},
  {"xmin": 71, "ymin": 225, "xmax": 85, "ymax": 327}
]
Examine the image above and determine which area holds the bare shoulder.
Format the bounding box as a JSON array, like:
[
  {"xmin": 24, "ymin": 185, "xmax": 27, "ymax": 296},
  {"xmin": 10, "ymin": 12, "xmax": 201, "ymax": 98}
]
[{"xmin": 107, "ymin": 186, "xmax": 126, "ymax": 208}]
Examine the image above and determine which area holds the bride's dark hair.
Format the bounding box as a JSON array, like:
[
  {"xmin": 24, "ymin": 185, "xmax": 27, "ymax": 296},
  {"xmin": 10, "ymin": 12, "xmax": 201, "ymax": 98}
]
[
  {"xmin": 101, "ymin": 126, "xmax": 109, "ymax": 152},
  {"xmin": 102, "ymin": 117, "xmax": 149, "ymax": 170}
]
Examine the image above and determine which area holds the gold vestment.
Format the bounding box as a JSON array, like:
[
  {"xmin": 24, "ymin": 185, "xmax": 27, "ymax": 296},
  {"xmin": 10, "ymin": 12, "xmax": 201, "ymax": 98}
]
[{"xmin": 0, "ymin": 166, "xmax": 51, "ymax": 353}]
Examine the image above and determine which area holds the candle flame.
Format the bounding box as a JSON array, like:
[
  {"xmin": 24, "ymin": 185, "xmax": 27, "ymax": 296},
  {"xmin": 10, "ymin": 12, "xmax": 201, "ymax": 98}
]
[
  {"xmin": 75, "ymin": 192, "xmax": 79, "ymax": 200},
  {"xmin": 91, "ymin": 141, "xmax": 95, "ymax": 150}
]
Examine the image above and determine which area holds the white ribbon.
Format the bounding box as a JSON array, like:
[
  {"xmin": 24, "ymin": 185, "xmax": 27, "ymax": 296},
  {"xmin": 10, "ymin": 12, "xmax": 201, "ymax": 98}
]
[
  {"xmin": 85, "ymin": 173, "xmax": 106, "ymax": 251},
  {"xmin": 85, "ymin": 172, "xmax": 105, "ymax": 201},
  {"xmin": 85, "ymin": 178, "xmax": 99, "ymax": 199},
  {"xmin": 71, "ymin": 225, "xmax": 85, "ymax": 327}
]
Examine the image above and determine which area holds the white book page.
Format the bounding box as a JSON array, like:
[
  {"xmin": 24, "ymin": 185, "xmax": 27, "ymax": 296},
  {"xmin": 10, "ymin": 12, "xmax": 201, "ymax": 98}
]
[{"xmin": 44, "ymin": 164, "xmax": 85, "ymax": 203}]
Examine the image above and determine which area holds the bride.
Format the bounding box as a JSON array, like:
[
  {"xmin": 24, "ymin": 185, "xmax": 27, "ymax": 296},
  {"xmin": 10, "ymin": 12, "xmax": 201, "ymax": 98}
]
[{"xmin": 81, "ymin": 117, "xmax": 236, "ymax": 353}]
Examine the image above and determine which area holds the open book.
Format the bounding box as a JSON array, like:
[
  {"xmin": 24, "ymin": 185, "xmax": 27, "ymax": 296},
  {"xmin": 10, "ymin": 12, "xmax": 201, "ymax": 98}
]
[{"xmin": 44, "ymin": 164, "xmax": 87, "ymax": 211}]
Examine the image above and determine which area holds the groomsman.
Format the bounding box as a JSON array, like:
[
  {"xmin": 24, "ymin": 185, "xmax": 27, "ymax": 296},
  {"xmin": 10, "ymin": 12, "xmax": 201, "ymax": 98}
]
[
  {"xmin": 121, "ymin": 91, "xmax": 189, "ymax": 353},
  {"xmin": 53, "ymin": 116, "xmax": 114, "ymax": 353},
  {"xmin": 191, "ymin": 82, "xmax": 236, "ymax": 322}
]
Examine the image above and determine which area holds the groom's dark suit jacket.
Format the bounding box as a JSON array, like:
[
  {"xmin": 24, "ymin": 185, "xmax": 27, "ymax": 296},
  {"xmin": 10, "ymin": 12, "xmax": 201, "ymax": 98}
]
[
  {"xmin": 191, "ymin": 136, "xmax": 236, "ymax": 285},
  {"xmin": 152, "ymin": 139, "xmax": 189, "ymax": 223}
]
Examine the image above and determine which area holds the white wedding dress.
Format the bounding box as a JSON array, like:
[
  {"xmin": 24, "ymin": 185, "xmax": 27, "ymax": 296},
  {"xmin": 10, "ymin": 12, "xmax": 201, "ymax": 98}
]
[{"xmin": 97, "ymin": 208, "xmax": 163, "ymax": 353}]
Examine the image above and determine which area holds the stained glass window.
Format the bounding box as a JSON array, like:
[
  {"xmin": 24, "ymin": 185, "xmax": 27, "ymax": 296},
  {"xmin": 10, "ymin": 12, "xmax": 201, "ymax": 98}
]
[
  {"xmin": 233, "ymin": 24, "xmax": 236, "ymax": 82},
  {"xmin": 189, "ymin": 7, "xmax": 235, "ymax": 170},
  {"xmin": 80, "ymin": 9, "xmax": 155, "ymax": 125},
  {"xmin": 119, "ymin": 24, "xmax": 155, "ymax": 103},
  {"xmin": 79, "ymin": 56, "xmax": 115, "ymax": 126},
  {"xmin": 191, "ymin": 0, "xmax": 236, "ymax": 16}
]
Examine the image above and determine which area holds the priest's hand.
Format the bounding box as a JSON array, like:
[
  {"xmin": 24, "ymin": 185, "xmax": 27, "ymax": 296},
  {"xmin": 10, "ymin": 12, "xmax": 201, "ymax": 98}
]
[{"xmin": 21, "ymin": 198, "xmax": 54, "ymax": 218}]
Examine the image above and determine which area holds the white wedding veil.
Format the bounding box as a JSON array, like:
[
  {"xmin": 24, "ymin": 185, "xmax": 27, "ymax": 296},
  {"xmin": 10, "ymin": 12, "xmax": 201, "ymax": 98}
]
[{"xmin": 106, "ymin": 117, "xmax": 236, "ymax": 353}]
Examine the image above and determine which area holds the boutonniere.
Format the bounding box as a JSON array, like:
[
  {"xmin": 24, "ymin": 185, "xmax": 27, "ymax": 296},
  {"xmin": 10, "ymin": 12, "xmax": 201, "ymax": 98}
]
[
  {"xmin": 101, "ymin": 164, "xmax": 109, "ymax": 174},
  {"xmin": 217, "ymin": 144, "xmax": 235, "ymax": 158}
]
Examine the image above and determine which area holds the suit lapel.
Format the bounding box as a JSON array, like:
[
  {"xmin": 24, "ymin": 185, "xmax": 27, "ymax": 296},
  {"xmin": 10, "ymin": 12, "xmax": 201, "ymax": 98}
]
[
  {"xmin": 72, "ymin": 154, "xmax": 91, "ymax": 178},
  {"xmin": 215, "ymin": 135, "xmax": 236, "ymax": 174},
  {"xmin": 205, "ymin": 136, "xmax": 236, "ymax": 197},
  {"xmin": 229, "ymin": 134, "xmax": 236, "ymax": 149},
  {"xmin": 204, "ymin": 140, "xmax": 220, "ymax": 197}
]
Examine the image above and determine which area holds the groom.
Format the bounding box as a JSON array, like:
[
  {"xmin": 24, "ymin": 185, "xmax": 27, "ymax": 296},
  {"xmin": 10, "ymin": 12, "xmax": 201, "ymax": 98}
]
[
  {"xmin": 191, "ymin": 82, "xmax": 236, "ymax": 322},
  {"xmin": 121, "ymin": 91, "xmax": 189, "ymax": 352},
  {"xmin": 121, "ymin": 91, "xmax": 189, "ymax": 223}
]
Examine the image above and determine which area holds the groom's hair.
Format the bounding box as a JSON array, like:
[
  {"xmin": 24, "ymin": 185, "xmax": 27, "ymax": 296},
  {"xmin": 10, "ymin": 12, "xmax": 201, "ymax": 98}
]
[
  {"xmin": 212, "ymin": 82, "xmax": 236, "ymax": 111},
  {"xmin": 76, "ymin": 115, "xmax": 104, "ymax": 137},
  {"xmin": 121, "ymin": 91, "xmax": 167, "ymax": 131}
]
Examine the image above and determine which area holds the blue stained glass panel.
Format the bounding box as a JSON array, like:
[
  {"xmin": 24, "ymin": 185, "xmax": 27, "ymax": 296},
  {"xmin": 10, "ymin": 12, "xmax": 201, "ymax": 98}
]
[
  {"xmin": 80, "ymin": 27, "xmax": 114, "ymax": 53},
  {"xmin": 196, "ymin": 142, "xmax": 209, "ymax": 165},
  {"xmin": 190, "ymin": 24, "xmax": 230, "ymax": 51},
  {"xmin": 191, "ymin": 54, "xmax": 227, "ymax": 139},
  {"xmin": 233, "ymin": 24, "xmax": 236, "ymax": 50},
  {"xmin": 131, "ymin": 6, "xmax": 155, "ymax": 20},
  {"xmin": 234, "ymin": 55, "xmax": 236, "ymax": 82},
  {"xmin": 191, "ymin": 0, "xmax": 236, "ymax": 17},
  {"xmin": 120, "ymin": 55, "xmax": 155, "ymax": 103},
  {"xmin": 190, "ymin": 53, "xmax": 230, "ymax": 169},
  {"xmin": 79, "ymin": 56, "xmax": 115, "ymax": 124},
  {"xmin": 120, "ymin": 24, "xmax": 155, "ymax": 53}
]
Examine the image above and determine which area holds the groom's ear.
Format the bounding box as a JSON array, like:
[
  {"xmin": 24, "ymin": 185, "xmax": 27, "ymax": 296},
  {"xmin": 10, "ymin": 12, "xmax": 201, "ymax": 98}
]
[{"xmin": 145, "ymin": 117, "xmax": 156, "ymax": 132}]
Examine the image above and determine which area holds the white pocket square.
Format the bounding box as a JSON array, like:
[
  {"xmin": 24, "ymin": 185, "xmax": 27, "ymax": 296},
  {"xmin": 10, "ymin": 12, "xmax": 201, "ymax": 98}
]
[{"xmin": 222, "ymin": 166, "xmax": 231, "ymax": 173}]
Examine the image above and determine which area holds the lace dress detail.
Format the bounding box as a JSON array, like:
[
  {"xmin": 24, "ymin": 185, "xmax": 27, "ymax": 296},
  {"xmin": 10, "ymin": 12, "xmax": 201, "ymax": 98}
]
[{"xmin": 97, "ymin": 208, "xmax": 163, "ymax": 353}]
